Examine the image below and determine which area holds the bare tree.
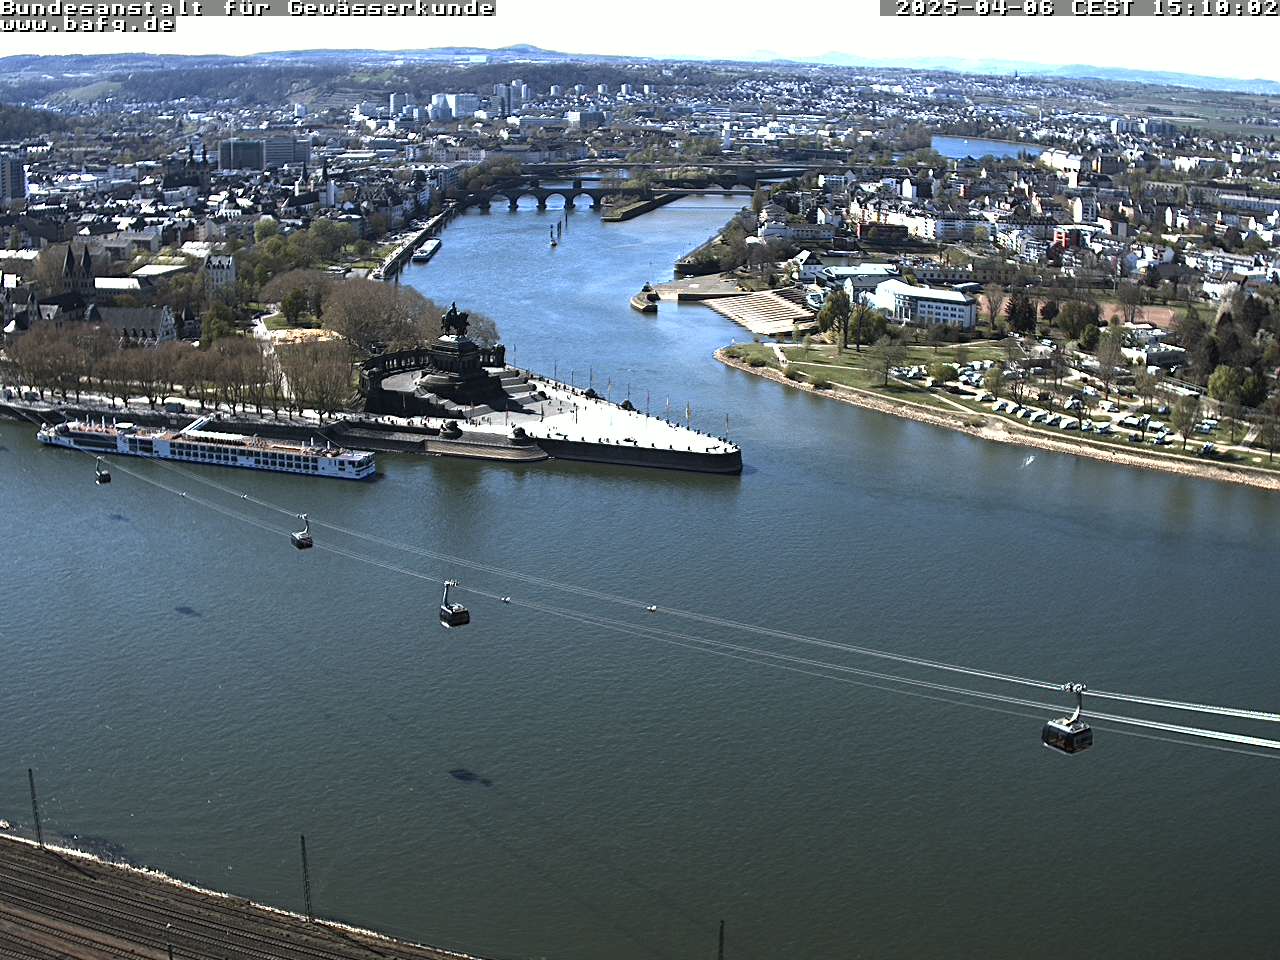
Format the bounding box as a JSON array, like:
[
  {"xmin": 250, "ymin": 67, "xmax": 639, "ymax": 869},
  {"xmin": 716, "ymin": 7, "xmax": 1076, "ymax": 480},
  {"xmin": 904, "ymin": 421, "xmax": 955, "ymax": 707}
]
[
  {"xmin": 265, "ymin": 350, "xmax": 287, "ymax": 419},
  {"xmin": 132, "ymin": 347, "xmax": 169, "ymax": 408},
  {"xmin": 874, "ymin": 336, "xmax": 908, "ymax": 387},
  {"xmin": 1221, "ymin": 396, "xmax": 1243, "ymax": 445},
  {"xmin": 1116, "ymin": 282, "xmax": 1144, "ymax": 326},
  {"xmin": 1096, "ymin": 329, "xmax": 1126, "ymax": 400},
  {"xmin": 984, "ymin": 283, "xmax": 1006, "ymax": 328},
  {"xmin": 322, "ymin": 280, "xmax": 442, "ymax": 355},
  {"xmin": 1134, "ymin": 367, "xmax": 1163, "ymax": 412},
  {"xmin": 1170, "ymin": 393, "xmax": 1201, "ymax": 451}
]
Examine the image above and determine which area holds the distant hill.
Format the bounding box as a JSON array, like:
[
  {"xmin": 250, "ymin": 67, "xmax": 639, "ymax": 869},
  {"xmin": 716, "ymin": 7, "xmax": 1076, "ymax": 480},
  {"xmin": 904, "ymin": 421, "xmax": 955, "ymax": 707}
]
[
  {"xmin": 801, "ymin": 53, "xmax": 1280, "ymax": 95},
  {"xmin": 0, "ymin": 47, "xmax": 1274, "ymax": 100}
]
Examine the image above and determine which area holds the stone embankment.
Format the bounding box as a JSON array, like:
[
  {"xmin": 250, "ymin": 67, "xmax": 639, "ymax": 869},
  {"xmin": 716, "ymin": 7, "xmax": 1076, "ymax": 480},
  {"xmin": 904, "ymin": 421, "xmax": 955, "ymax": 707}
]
[{"xmin": 715, "ymin": 349, "xmax": 1280, "ymax": 492}]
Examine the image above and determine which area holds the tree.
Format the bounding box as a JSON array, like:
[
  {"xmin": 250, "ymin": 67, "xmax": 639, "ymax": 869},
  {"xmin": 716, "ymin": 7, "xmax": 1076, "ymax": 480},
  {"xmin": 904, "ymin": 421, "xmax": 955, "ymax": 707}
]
[
  {"xmin": 278, "ymin": 340, "xmax": 354, "ymax": 422},
  {"xmin": 1134, "ymin": 367, "xmax": 1163, "ymax": 412},
  {"xmin": 132, "ymin": 346, "xmax": 169, "ymax": 408},
  {"xmin": 1170, "ymin": 393, "xmax": 1201, "ymax": 451},
  {"xmin": 1040, "ymin": 299, "xmax": 1060, "ymax": 325},
  {"xmin": 1095, "ymin": 329, "xmax": 1126, "ymax": 399},
  {"xmin": 816, "ymin": 287, "xmax": 849, "ymax": 344},
  {"xmin": 874, "ymin": 336, "xmax": 908, "ymax": 387},
  {"xmin": 265, "ymin": 350, "xmax": 287, "ymax": 419},
  {"xmin": 984, "ymin": 283, "xmax": 1006, "ymax": 328},
  {"xmin": 1059, "ymin": 300, "xmax": 1100, "ymax": 340},
  {"xmin": 850, "ymin": 298, "xmax": 884, "ymax": 353},
  {"xmin": 1239, "ymin": 372, "xmax": 1267, "ymax": 408},
  {"xmin": 928, "ymin": 361, "xmax": 956, "ymax": 386},
  {"xmin": 318, "ymin": 280, "xmax": 480, "ymax": 356},
  {"xmin": 33, "ymin": 246, "xmax": 73, "ymax": 295},
  {"xmin": 202, "ymin": 302, "xmax": 238, "ymax": 345},
  {"xmin": 1259, "ymin": 393, "xmax": 1280, "ymax": 462},
  {"xmin": 1116, "ymin": 282, "xmax": 1144, "ymax": 326},
  {"xmin": 1221, "ymin": 396, "xmax": 1243, "ymax": 444},
  {"xmin": 254, "ymin": 216, "xmax": 280, "ymax": 243},
  {"xmin": 1005, "ymin": 292, "xmax": 1036, "ymax": 334},
  {"xmin": 281, "ymin": 289, "xmax": 308, "ymax": 327},
  {"xmin": 1207, "ymin": 365, "xmax": 1243, "ymax": 405},
  {"xmin": 1079, "ymin": 323, "xmax": 1101, "ymax": 352},
  {"xmin": 983, "ymin": 365, "xmax": 1005, "ymax": 400}
]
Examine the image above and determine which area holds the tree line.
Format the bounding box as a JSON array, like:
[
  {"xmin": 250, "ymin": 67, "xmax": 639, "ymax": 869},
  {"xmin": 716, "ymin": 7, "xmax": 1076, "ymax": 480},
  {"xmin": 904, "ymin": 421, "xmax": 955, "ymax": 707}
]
[{"xmin": 2, "ymin": 326, "xmax": 357, "ymax": 422}]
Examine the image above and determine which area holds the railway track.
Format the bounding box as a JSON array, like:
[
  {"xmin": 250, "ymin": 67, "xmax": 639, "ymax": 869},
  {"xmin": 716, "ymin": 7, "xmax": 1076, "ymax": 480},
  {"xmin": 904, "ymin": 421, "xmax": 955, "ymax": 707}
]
[
  {"xmin": 0, "ymin": 839, "xmax": 476, "ymax": 960},
  {"xmin": 0, "ymin": 906, "xmax": 142, "ymax": 958}
]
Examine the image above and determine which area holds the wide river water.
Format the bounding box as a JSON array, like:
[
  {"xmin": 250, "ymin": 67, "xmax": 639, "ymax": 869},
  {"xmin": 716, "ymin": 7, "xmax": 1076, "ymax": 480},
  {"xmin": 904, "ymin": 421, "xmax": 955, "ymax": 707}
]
[{"xmin": 3, "ymin": 195, "xmax": 1279, "ymax": 959}]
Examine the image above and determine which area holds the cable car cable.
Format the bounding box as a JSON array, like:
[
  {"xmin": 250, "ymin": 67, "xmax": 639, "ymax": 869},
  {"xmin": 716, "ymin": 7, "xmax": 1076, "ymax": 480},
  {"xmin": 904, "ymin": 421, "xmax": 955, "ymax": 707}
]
[
  {"xmin": 144, "ymin": 453, "xmax": 1280, "ymax": 726},
  {"xmin": 34, "ymin": 424, "xmax": 1280, "ymax": 751}
]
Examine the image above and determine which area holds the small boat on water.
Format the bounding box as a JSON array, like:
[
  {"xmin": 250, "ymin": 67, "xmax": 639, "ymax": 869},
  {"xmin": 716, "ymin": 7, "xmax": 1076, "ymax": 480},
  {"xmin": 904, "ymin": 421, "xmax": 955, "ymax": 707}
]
[
  {"xmin": 630, "ymin": 282, "xmax": 660, "ymax": 313},
  {"xmin": 549, "ymin": 225, "xmax": 558, "ymax": 248},
  {"xmin": 411, "ymin": 238, "xmax": 442, "ymax": 263}
]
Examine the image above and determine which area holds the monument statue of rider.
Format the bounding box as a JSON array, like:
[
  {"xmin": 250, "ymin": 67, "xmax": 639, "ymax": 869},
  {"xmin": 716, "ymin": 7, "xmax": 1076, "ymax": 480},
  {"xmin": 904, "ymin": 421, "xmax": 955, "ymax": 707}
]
[{"xmin": 441, "ymin": 301, "xmax": 470, "ymax": 338}]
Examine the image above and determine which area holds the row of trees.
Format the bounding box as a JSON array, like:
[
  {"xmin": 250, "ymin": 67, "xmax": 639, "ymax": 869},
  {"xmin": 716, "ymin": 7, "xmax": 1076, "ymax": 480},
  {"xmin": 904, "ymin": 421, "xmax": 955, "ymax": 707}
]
[{"xmin": 2, "ymin": 326, "xmax": 357, "ymax": 422}]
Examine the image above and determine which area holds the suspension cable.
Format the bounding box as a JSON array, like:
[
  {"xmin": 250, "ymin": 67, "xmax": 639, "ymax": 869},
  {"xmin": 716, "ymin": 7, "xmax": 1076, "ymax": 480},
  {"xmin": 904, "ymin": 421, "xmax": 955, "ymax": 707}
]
[{"xmin": 18, "ymin": 410, "xmax": 1280, "ymax": 743}]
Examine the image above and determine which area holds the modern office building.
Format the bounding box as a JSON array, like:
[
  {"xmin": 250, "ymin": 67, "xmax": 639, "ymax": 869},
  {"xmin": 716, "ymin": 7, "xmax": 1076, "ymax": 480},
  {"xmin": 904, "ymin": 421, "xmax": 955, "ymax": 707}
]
[{"xmin": 0, "ymin": 154, "xmax": 26, "ymax": 205}]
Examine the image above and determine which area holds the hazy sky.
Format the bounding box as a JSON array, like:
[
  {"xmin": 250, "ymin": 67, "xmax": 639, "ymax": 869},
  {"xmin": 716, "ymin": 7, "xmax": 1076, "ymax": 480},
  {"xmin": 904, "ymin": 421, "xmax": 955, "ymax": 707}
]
[{"xmin": 5, "ymin": 1, "xmax": 1277, "ymax": 82}]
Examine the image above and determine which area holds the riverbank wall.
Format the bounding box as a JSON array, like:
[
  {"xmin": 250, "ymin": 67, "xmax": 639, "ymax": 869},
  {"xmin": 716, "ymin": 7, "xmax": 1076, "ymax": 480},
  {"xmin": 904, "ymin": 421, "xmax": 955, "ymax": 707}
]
[
  {"xmin": 2, "ymin": 396, "xmax": 741, "ymax": 475},
  {"xmin": 536, "ymin": 435, "xmax": 742, "ymax": 474},
  {"xmin": 601, "ymin": 192, "xmax": 681, "ymax": 222},
  {"xmin": 714, "ymin": 350, "xmax": 1280, "ymax": 492}
]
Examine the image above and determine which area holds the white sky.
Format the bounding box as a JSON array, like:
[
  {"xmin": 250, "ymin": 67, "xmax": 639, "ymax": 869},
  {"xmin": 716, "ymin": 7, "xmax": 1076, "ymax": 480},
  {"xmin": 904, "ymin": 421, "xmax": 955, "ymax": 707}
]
[{"xmin": 5, "ymin": 1, "xmax": 1278, "ymax": 83}]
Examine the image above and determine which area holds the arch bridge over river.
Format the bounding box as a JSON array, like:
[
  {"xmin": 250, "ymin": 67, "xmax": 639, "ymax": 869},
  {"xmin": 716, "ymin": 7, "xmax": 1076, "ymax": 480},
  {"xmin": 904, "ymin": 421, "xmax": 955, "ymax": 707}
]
[{"xmin": 455, "ymin": 169, "xmax": 773, "ymax": 212}]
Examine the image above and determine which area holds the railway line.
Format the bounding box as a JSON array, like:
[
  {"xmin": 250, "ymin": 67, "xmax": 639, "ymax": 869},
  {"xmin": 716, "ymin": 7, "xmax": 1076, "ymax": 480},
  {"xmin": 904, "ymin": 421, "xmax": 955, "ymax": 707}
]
[{"xmin": 0, "ymin": 835, "xmax": 485, "ymax": 960}]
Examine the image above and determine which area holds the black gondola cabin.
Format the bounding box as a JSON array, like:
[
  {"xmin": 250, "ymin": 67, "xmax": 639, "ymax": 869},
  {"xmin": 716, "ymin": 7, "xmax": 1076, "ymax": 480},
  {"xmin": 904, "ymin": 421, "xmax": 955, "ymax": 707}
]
[{"xmin": 1042, "ymin": 717, "xmax": 1092, "ymax": 754}]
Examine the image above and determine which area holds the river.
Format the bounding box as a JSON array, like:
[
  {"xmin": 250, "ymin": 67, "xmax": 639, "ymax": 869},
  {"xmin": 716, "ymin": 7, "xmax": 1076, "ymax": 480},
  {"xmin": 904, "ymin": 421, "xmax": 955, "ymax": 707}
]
[
  {"xmin": 3, "ymin": 194, "xmax": 1279, "ymax": 959},
  {"xmin": 932, "ymin": 135, "xmax": 1042, "ymax": 160}
]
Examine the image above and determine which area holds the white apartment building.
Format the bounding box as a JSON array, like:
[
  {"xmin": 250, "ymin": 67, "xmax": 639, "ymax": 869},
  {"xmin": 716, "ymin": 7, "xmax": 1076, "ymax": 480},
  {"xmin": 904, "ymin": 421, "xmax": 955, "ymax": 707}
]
[{"xmin": 871, "ymin": 279, "xmax": 977, "ymax": 329}]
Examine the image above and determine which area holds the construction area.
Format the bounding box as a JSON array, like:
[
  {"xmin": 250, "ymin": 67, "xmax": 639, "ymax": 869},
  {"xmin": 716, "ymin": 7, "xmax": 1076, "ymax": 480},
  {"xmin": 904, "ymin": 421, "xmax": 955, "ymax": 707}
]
[{"xmin": 0, "ymin": 834, "xmax": 479, "ymax": 960}]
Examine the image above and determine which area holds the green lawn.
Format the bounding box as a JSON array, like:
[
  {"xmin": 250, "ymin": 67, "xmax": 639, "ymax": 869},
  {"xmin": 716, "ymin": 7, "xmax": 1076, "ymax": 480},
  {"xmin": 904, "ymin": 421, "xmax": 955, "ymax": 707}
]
[
  {"xmin": 722, "ymin": 343, "xmax": 779, "ymax": 368},
  {"xmin": 265, "ymin": 312, "xmax": 321, "ymax": 331}
]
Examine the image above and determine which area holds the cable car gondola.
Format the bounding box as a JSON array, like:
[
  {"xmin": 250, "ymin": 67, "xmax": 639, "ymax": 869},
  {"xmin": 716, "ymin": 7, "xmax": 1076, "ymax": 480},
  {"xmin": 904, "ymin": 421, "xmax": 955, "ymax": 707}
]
[
  {"xmin": 440, "ymin": 579, "xmax": 470, "ymax": 628},
  {"xmin": 94, "ymin": 457, "xmax": 111, "ymax": 485},
  {"xmin": 1042, "ymin": 683, "xmax": 1092, "ymax": 754},
  {"xmin": 291, "ymin": 513, "xmax": 314, "ymax": 550}
]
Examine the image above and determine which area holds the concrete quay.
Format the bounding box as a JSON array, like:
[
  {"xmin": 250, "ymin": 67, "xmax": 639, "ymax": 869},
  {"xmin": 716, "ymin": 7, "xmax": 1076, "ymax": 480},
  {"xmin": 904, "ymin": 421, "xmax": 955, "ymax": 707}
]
[
  {"xmin": 366, "ymin": 365, "xmax": 743, "ymax": 474},
  {"xmin": 2, "ymin": 365, "xmax": 744, "ymax": 474}
]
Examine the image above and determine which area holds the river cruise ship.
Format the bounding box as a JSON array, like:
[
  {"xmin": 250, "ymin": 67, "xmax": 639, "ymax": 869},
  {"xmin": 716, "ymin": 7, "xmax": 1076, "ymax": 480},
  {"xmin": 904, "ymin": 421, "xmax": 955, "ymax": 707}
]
[{"xmin": 37, "ymin": 416, "xmax": 376, "ymax": 480}]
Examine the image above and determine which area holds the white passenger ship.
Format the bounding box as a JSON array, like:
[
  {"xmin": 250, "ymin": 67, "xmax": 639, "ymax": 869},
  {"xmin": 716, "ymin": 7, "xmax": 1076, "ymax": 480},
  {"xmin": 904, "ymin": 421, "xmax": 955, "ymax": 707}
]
[{"xmin": 37, "ymin": 416, "xmax": 376, "ymax": 480}]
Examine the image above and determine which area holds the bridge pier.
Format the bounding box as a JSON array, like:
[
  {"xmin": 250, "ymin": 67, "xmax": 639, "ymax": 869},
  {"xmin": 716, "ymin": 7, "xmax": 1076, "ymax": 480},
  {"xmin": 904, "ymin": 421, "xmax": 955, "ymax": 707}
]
[
  {"xmin": 508, "ymin": 198, "xmax": 519, "ymax": 211},
  {"xmin": 590, "ymin": 197, "xmax": 602, "ymax": 210},
  {"xmin": 536, "ymin": 197, "xmax": 548, "ymax": 211}
]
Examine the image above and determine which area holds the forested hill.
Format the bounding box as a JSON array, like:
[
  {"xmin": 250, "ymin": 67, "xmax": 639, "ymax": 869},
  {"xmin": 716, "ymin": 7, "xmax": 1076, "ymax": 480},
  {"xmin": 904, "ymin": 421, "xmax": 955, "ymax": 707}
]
[{"xmin": 0, "ymin": 103, "xmax": 69, "ymax": 140}]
